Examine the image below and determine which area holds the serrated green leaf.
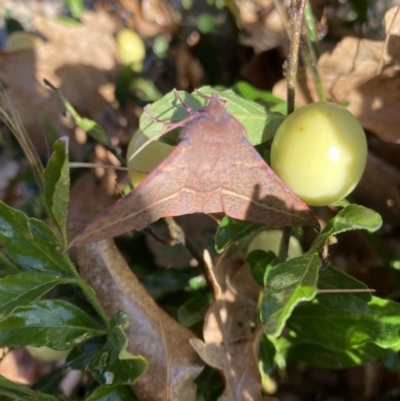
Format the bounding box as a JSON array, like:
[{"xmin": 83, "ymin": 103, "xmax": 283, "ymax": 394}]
[
  {"xmin": 215, "ymin": 216, "xmax": 263, "ymax": 253},
  {"xmin": 178, "ymin": 292, "xmax": 209, "ymax": 327},
  {"xmin": 317, "ymin": 265, "xmax": 371, "ymax": 314},
  {"xmin": 0, "ymin": 375, "xmax": 60, "ymax": 401},
  {"xmin": 0, "ymin": 299, "xmax": 104, "ymax": 349},
  {"xmin": 87, "ymin": 313, "xmax": 147, "ymax": 386},
  {"xmin": 0, "ymin": 201, "xmax": 73, "ymax": 275},
  {"xmin": 288, "ymin": 297, "xmax": 400, "ymax": 354},
  {"xmin": 86, "ymin": 385, "xmax": 138, "ymax": 401},
  {"xmin": 286, "ymin": 341, "xmax": 391, "ymax": 369},
  {"xmin": 262, "ymin": 252, "xmax": 320, "ymax": 336},
  {"xmin": 246, "ymin": 250, "xmax": 276, "ymax": 286},
  {"xmin": 312, "ymin": 205, "xmax": 382, "ymax": 251},
  {"xmin": 140, "ymin": 86, "xmax": 284, "ymax": 147},
  {"xmin": 44, "ymin": 139, "xmax": 70, "ymax": 248},
  {"xmin": 0, "ymin": 272, "xmax": 75, "ymax": 318}
]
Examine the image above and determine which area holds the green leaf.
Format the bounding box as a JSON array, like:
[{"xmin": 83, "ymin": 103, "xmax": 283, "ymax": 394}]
[
  {"xmin": 285, "ymin": 341, "xmax": 391, "ymax": 369},
  {"xmin": 0, "ymin": 299, "xmax": 104, "ymax": 349},
  {"xmin": 140, "ymin": 86, "xmax": 284, "ymax": 146},
  {"xmin": 287, "ymin": 297, "xmax": 400, "ymax": 356},
  {"xmin": 0, "ymin": 201, "xmax": 73, "ymax": 275},
  {"xmin": 44, "ymin": 80, "xmax": 111, "ymax": 148},
  {"xmin": 234, "ymin": 81, "xmax": 286, "ymax": 114},
  {"xmin": 261, "ymin": 252, "xmax": 320, "ymax": 336},
  {"xmin": 317, "ymin": 265, "xmax": 371, "ymax": 314},
  {"xmin": 66, "ymin": 336, "xmax": 106, "ymax": 370},
  {"xmin": 258, "ymin": 334, "xmax": 276, "ymax": 375},
  {"xmin": 64, "ymin": 0, "xmax": 85, "ymax": 19},
  {"xmin": 311, "ymin": 205, "xmax": 382, "ymax": 251},
  {"xmin": 86, "ymin": 386, "xmax": 138, "ymax": 401},
  {"xmin": 215, "ymin": 216, "xmax": 263, "ymax": 253},
  {"xmin": 44, "ymin": 138, "xmax": 70, "ymax": 248},
  {"xmin": 0, "ymin": 272, "xmax": 75, "ymax": 318},
  {"xmin": 0, "ymin": 375, "xmax": 60, "ymax": 401},
  {"xmin": 178, "ymin": 292, "xmax": 209, "ymax": 327},
  {"xmin": 87, "ymin": 311, "xmax": 148, "ymax": 386},
  {"xmin": 247, "ymin": 250, "xmax": 276, "ymax": 287}
]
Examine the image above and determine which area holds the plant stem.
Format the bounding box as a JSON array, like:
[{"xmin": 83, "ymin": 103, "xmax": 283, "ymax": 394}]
[
  {"xmin": 287, "ymin": 0, "xmax": 307, "ymax": 115},
  {"xmin": 278, "ymin": 227, "xmax": 292, "ymax": 261},
  {"xmin": 65, "ymin": 256, "xmax": 111, "ymax": 327}
]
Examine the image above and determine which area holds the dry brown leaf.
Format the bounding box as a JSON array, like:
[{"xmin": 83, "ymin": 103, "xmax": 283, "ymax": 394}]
[
  {"xmin": 77, "ymin": 240, "xmax": 204, "ymax": 401},
  {"xmin": 0, "ymin": 11, "xmax": 120, "ymax": 158},
  {"xmin": 172, "ymin": 45, "xmax": 204, "ymax": 91},
  {"xmin": 273, "ymin": 6, "xmax": 400, "ymax": 143},
  {"xmin": 353, "ymin": 152, "xmax": 400, "ymax": 224},
  {"xmin": 119, "ymin": 0, "xmax": 178, "ymax": 37},
  {"xmin": 237, "ymin": 0, "xmax": 288, "ymax": 53},
  {"xmin": 0, "ymin": 348, "xmax": 50, "ymax": 385},
  {"xmin": 190, "ymin": 253, "xmax": 272, "ymax": 401}
]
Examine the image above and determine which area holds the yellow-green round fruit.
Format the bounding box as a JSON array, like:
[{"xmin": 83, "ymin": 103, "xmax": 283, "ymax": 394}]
[
  {"xmin": 127, "ymin": 130, "xmax": 174, "ymax": 187},
  {"xmin": 26, "ymin": 346, "xmax": 71, "ymax": 362},
  {"xmin": 5, "ymin": 32, "xmax": 43, "ymax": 51},
  {"xmin": 270, "ymin": 102, "xmax": 367, "ymax": 206},
  {"xmin": 247, "ymin": 230, "xmax": 303, "ymax": 260},
  {"xmin": 116, "ymin": 28, "xmax": 146, "ymax": 72}
]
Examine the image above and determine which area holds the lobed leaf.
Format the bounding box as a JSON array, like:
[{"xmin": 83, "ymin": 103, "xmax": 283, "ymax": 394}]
[
  {"xmin": 0, "ymin": 201, "xmax": 72, "ymax": 275},
  {"xmin": 87, "ymin": 313, "xmax": 148, "ymax": 386},
  {"xmin": 261, "ymin": 251, "xmax": 320, "ymax": 336},
  {"xmin": 0, "ymin": 299, "xmax": 104, "ymax": 349},
  {"xmin": 43, "ymin": 138, "xmax": 70, "ymax": 249}
]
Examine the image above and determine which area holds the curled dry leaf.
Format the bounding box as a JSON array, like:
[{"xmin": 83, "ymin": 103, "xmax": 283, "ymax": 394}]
[
  {"xmin": 119, "ymin": 0, "xmax": 178, "ymax": 37},
  {"xmin": 0, "ymin": 11, "xmax": 119, "ymax": 158},
  {"xmin": 273, "ymin": 6, "xmax": 400, "ymax": 143},
  {"xmin": 77, "ymin": 240, "xmax": 204, "ymax": 401},
  {"xmin": 237, "ymin": 0, "xmax": 288, "ymax": 53},
  {"xmin": 190, "ymin": 253, "xmax": 274, "ymax": 401}
]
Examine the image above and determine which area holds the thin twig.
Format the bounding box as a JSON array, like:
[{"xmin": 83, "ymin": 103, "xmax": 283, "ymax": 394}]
[
  {"xmin": 163, "ymin": 217, "xmax": 219, "ymax": 295},
  {"xmin": 69, "ymin": 162, "xmax": 149, "ymax": 174},
  {"xmin": 317, "ymin": 289, "xmax": 375, "ymax": 294},
  {"xmin": 287, "ymin": 0, "xmax": 307, "ymax": 115}
]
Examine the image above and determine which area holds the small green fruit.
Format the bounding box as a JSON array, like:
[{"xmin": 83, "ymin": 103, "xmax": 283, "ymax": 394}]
[
  {"xmin": 247, "ymin": 230, "xmax": 303, "ymax": 260},
  {"xmin": 26, "ymin": 346, "xmax": 70, "ymax": 362},
  {"xmin": 127, "ymin": 131, "xmax": 174, "ymax": 187},
  {"xmin": 271, "ymin": 102, "xmax": 367, "ymax": 206},
  {"xmin": 5, "ymin": 32, "xmax": 43, "ymax": 51},
  {"xmin": 116, "ymin": 28, "xmax": 146, "ymax": 72}
]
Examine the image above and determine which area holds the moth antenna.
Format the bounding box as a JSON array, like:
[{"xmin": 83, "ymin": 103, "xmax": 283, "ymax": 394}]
[
  {"xmin": 173, "ymin": 88, "xmax": 194, "ymax": 114},
  {"xmin": 194, "ymin": 90, "xmax": 228, "ymax": 107},
  {"xmin": 194, "ymin": 90, "xmax": 210, "ymax": 101}
]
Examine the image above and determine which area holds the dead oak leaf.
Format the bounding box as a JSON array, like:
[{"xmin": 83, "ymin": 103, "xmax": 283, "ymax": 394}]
[
  {"xmin": 273, "ymin": 6, "xmax": 400, "ymax": 143},
  {"xmin": 77, "ymin": 239, "xmax": 204, "ymax": 401},
  {"xmin": 0, "ymin": 11, "xmax": 119, "ymax": 159},
  {"xmin": 190, "ymin": 253, "xmax": 272, "ymax": 401}
]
